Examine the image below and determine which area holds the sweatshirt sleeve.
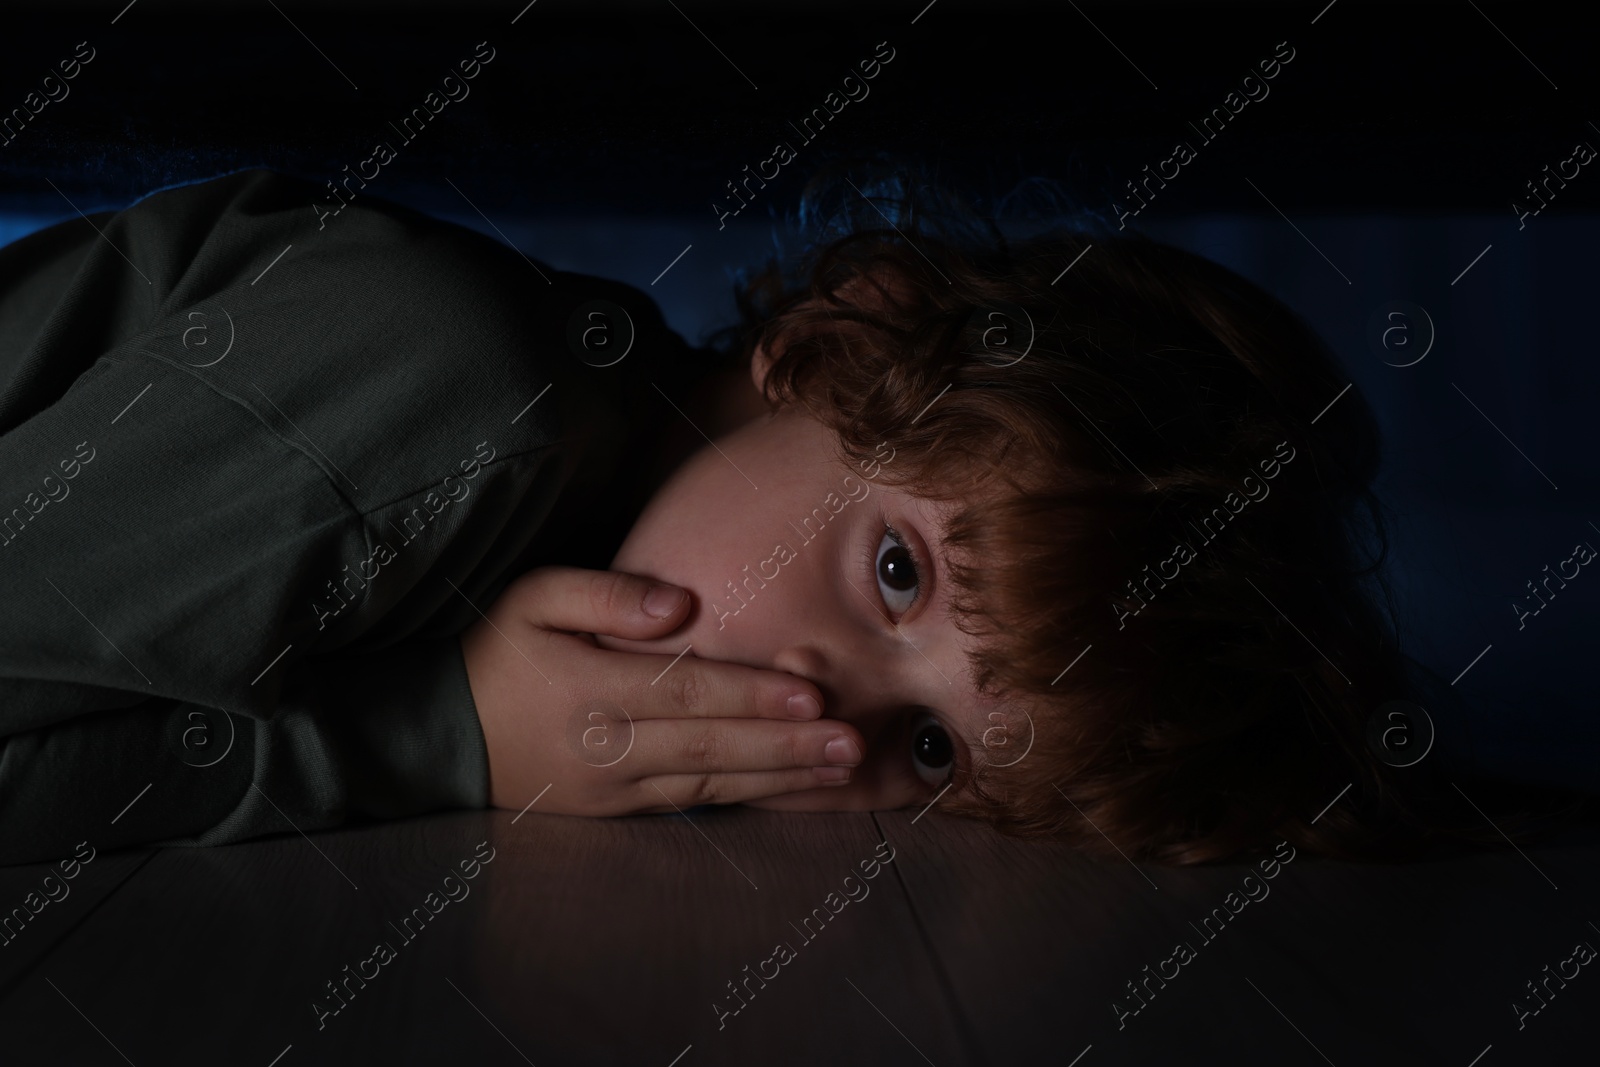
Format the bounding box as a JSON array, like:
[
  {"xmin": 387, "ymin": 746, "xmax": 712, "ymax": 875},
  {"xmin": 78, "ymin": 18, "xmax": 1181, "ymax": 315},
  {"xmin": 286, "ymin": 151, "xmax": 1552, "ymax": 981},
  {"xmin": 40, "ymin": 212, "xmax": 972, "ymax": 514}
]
[{"xmin": 0, "ymin": 169, "xmax": 666, "ymax": 864}]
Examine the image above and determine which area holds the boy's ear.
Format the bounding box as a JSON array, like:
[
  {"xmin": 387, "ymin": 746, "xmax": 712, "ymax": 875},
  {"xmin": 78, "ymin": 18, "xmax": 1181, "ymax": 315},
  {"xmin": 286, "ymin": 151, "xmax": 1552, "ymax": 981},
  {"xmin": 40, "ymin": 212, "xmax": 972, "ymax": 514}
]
[{"xmin": 749, "ymin": 338, "xmax": 775, "ymax": 399}]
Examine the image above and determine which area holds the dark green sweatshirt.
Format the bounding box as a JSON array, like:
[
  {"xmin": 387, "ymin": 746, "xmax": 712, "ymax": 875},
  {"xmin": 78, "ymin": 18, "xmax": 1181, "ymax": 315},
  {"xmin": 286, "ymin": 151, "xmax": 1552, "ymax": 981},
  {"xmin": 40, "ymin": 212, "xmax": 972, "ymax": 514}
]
[{"xmin": 0, "ymin": 169, "xmax": 711, "ymax": 865}]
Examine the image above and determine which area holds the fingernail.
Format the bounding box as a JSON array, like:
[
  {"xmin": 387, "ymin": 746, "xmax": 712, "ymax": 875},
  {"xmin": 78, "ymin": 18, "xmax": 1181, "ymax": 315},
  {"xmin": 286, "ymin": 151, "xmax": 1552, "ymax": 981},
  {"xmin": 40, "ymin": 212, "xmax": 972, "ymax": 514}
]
[
  {"xmin": 825, "ymin": 736, "xmax": 861, "ymax": 765},
  {"xmin": 814, "ymin": 766, "xmax": 851, "ymax": 784},
  {"xmin": 643, "ymin": 584, "xmax": 686, "ymax": 619},
  {"xmin": 787, "ymin": 694, "xmax": 821, "ymax": 719}
]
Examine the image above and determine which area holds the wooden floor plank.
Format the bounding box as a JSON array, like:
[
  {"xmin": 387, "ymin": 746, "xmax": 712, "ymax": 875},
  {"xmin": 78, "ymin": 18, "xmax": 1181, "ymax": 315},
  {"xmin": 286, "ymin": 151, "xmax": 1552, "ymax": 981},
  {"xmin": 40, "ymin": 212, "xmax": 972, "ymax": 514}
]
[
  {"xmin": 0, "ymin": 847, "xmax": 154, "ymax": 997},
  {"xmin": 876, "ymin": 808, "xmax": 1600, "ymax": 1063},
  {"xmin": 12, "ymin": 802, "xmax": 1594, "ymax": 1064},
  {"xmin": 0, "ymin": 809, "xmax": 973, "ymax": 1066}
]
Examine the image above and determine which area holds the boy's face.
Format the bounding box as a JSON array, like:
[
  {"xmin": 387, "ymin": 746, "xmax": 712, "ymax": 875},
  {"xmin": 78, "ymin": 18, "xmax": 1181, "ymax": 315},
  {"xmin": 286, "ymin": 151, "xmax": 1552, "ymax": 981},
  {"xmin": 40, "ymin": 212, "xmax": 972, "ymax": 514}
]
[{"xmin": 595, "ymin": 397, "xmax": 1017, "ymax": 812}]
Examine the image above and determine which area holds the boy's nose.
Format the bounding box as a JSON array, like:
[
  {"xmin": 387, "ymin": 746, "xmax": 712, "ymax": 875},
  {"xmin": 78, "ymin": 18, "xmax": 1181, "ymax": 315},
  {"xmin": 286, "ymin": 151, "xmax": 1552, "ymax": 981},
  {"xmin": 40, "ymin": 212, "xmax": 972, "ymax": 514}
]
[
  {"xmin": 768, "ymin": 643, "xmax": 906, "ymax": 734},
  {"xmin": 768, "ymin": 643, "xmax": 873, "ymax": 721},
  {"xmin": 769, "ymin": 644, "xmax": 830, "ymax": 692}
]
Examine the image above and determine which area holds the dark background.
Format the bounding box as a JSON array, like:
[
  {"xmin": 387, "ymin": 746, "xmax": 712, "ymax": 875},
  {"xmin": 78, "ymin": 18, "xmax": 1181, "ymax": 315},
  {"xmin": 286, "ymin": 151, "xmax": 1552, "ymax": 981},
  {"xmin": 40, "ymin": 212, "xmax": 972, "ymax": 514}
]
[{"xmin": 4, "ymin": 0, "xmax": 1600, "ymax": 215}]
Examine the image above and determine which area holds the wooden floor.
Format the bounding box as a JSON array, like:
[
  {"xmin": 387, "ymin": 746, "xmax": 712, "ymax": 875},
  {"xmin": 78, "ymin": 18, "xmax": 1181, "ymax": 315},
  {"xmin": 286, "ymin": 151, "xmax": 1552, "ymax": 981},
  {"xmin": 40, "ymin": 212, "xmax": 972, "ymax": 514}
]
[{"xmin": 1, "ymin": 806, "xmax": 1597, "ymax": 1065}]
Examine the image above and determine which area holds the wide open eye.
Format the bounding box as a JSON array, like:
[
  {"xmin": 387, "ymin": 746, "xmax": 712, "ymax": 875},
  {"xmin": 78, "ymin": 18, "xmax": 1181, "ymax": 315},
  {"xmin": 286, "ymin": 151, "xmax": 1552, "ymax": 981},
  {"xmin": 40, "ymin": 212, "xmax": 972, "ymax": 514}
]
[
  {"xmin": 910, "ymin": 710, "xmax": 955, "ymax": 787},
  {"xmin": 874, "ymin": 526, "xmax": 921, "ymax": 617}
]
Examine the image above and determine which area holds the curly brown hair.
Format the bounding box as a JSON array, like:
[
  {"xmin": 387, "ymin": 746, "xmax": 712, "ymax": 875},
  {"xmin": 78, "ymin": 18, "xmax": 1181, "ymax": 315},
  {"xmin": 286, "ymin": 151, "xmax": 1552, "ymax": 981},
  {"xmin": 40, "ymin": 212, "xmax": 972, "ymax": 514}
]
[{"xmin": 719, "ymin": 161, "xmax": 1585, "ymax": 865}]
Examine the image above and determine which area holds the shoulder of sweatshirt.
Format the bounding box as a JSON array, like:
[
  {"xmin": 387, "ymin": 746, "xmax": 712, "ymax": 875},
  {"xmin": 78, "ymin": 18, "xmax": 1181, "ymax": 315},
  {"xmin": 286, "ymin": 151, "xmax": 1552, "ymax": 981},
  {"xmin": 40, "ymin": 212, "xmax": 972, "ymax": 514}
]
[{"xmin": 97, "ymin": 168, "xmax": 689, "ymax": 516}]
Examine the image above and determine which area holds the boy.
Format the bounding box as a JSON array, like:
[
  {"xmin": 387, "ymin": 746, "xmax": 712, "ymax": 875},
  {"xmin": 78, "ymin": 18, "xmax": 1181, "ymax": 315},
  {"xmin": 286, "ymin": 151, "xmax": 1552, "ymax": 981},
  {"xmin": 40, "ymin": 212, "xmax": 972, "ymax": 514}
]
[{"xmin": 0, "ymin": 166, "xmax": 1467, "ymax": 867}]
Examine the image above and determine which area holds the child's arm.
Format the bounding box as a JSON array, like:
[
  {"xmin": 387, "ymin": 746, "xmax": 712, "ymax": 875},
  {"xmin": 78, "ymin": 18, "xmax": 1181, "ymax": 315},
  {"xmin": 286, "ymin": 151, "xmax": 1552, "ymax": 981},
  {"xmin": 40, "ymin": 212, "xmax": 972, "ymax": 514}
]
[
  {"xmin": 0, "ymin": 334, "xmax": 537, "ymax": 863},
  {"xmin": 0, "ymin": 169, "xmax": 698, "ymax": 863}
]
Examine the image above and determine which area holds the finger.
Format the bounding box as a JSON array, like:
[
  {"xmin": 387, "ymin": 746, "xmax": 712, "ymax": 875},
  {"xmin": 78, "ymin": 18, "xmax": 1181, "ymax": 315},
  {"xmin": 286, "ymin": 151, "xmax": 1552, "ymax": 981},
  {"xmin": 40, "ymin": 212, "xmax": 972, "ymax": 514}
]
[
  {"xmin": 628, "ymin": 718, "xmax": 864, "ymax": 777},
  {"xmin": 588, "ymin": 653, "xmax": 825, "ymax": 722},
  {"xmin": 640, "ymin": 767, "xmax": 854, "ymax": 810},
  {"xmin": 502, "ymin": 566, "xmax": 690, "ymax": 638}
]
